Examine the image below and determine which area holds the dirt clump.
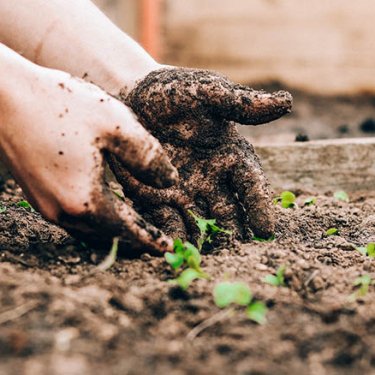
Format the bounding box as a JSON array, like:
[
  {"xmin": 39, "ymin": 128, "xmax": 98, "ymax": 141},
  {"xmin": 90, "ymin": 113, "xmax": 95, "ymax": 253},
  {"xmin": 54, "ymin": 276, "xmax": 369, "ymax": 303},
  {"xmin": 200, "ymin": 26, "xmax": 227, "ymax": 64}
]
[{"xmin": 1, "ymin": 182, "xmax": 375, "ymax": 375}]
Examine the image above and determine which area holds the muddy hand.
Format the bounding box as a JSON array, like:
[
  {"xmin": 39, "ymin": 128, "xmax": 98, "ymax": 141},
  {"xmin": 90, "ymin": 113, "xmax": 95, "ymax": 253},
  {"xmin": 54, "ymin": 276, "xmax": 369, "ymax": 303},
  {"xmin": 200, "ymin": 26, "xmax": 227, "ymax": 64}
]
[
  {"xmin": 111, "ymin": 67, "xmax": 292, "ymax": 243},
  {"xmin": 0, "ymin": 45, "xmax": 178, "ymax": 254}
]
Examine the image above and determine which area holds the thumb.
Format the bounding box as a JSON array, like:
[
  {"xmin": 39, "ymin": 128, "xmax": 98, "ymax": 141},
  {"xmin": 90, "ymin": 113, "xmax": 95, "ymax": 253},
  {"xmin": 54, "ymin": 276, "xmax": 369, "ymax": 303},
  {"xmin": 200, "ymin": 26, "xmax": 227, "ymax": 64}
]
[
  {"xmin": 215, "ymin": 86, "xmax": 293, "ymax": 125},
  {"xmin": 100, "ymin": 110, "xmax": 178, "ymax": 189}
]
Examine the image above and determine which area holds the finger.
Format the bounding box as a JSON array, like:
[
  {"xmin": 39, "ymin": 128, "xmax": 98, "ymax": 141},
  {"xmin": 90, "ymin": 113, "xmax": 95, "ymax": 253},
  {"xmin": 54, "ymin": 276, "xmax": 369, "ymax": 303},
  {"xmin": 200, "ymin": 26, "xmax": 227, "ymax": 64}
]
[
  {"xmin": 107, "ymin": 153, "xmax": 175, "ymax": 204},
  {"xmin": 100, "ymin": 114, "xmax": 178, "ymax": 189},
  {"xmin": 59, "ymin": 183, "xmax": 174, "ymax": 255},
  {"xmin": 216, "ymin": 86, "xmax": 293, "ymax": 126},
  {"xmin": 230, "ymin": 142, "xmax": 276, "ymax": 239},
  {"xmin": 126, "ymin": 68, "xmax": 292, "ymax": 127},
  {"xmin": 205, "ymin": 189, "xmax": 248, "ymax": 242},
  {"xmin": 139, "ymin": 205, "xmax": 188, "ymax": 241}
]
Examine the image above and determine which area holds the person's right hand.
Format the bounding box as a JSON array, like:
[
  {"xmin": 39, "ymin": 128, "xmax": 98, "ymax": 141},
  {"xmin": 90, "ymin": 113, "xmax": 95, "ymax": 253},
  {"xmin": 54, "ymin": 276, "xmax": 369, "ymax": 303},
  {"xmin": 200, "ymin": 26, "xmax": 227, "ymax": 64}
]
[
  {"xmin": 110, "ymin": 67, "xmax": 292, "ymax": 245},
  {"xmin": 0, "ymin": 48, "xmax": 178, "ymax": 254}
]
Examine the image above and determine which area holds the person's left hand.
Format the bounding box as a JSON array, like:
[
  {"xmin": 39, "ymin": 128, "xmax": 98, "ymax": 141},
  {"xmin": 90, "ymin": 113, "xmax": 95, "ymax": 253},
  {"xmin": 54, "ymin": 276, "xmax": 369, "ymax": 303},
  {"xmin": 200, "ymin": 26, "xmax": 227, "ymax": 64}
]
[{"xmin": 109, "ymin": 67, "xmax": 292, "ymax": 246}]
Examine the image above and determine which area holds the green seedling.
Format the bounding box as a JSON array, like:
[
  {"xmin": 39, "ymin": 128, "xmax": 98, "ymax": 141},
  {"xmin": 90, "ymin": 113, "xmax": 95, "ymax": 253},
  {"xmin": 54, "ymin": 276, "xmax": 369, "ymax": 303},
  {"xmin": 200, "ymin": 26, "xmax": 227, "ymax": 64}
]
[
  {"xmin": 246, "ymin": 301, "xmax": 268, "ymax": 325},
  {"xmin": 326, "ymin": 227, "xmax": 339, "ymax": 236},
  {"xmin": 357, "ymin": 243, "xmax": 375, "ymax": 258},
  {"xmin": 264, "ymin": 265, "xmax": 286, "ymax": 287},
  {"xmin": 252, "ymin": 234, "xmax": 275, "ymax": 243},
  {"xmin": 96, "ymin": 237, "xmax": 119, "ymax": 272},
  {"xmin": 165, "ymin": 239, "xmax": 208, "ymax": 290},
  {"xmin": 17, "ymin": 200, "xmax": 35, "ymax": 212},
  {"xmin": 0, "ymin": 205, "xmax": 6, "ymax": 214},
  {"xmin": 174, "ymin": 268, "xmax": 208, "ymax": 290},
  {"xmin": 273, "ymin": 191, "xmax": 297, "ymax": 209},
  {"xmin": 188, "ymin": 210, "xmax": 232, "ymax": 250},
  {"xmin": 334, "ymin": 190, "xmax": 349, "ymax": 203},
  {"xmin": 165, "ymin": 239, "xmax": 202, "ymax": 272},
  {"xmin": 213, "ymin": 281, "xmax": 267, "ymax": 324},
  {"xmin": 304, "ymin": 197, "xmax": 317, "ymax": 206},
  {"xmin": 349, "ymin": 274, "xmax": 374, "ymax": 301},
  {"xmin": 214, "ymin": 281, "xmax": 252, "ymax": 308}
]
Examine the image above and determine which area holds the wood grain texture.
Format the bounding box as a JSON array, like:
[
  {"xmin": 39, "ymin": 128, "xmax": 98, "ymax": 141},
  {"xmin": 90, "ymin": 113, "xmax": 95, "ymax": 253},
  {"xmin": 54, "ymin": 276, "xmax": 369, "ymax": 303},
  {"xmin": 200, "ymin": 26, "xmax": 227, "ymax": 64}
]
[{"xmin": 255, "ymin": 138, "xmax": 375, "ymax": 192}]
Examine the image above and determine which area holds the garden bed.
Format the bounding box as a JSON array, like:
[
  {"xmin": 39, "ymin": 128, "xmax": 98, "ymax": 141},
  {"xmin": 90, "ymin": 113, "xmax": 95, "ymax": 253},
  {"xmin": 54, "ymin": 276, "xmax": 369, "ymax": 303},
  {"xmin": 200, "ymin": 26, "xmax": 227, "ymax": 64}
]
[{"xmin": 0, "ymin": 178, "xmax": 374, "ymax": 374}]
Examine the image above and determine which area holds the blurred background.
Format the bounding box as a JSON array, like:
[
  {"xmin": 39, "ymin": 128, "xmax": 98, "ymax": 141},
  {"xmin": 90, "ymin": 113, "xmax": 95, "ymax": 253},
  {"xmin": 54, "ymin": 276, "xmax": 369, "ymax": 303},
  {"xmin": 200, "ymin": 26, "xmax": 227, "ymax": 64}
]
[{"xmin": 94, "ymin": 0, "xmax": 375, "ymax": 143}]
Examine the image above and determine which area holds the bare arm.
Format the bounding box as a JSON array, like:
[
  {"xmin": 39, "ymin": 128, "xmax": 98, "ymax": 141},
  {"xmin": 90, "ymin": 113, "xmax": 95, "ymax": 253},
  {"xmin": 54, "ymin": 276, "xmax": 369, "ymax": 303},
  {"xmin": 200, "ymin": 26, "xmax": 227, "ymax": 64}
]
[
  {"xmin": 0, "ymin": 42, "xmax": 176, "ymax": 253},
  {"xmin": 0, "ymin": 0, "xmax": 160, "ymax": 95}
]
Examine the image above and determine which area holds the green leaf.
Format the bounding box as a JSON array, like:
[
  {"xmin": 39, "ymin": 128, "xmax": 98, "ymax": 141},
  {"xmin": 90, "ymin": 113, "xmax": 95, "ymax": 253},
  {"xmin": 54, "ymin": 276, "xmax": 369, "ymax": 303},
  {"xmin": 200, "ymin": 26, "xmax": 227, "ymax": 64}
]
[
  {"xmin": 264, "ymin": 265, "xmax": 286, "ymax": 287},
  {"xmin": 246, "ymin": 301, "xmax": 267, "ymax": 324},
  {"xmin": 274, "ymin": 191, "xmax": 297, "ymax": 209},
  {"xmin": 367, "ymin": 243, "xmax": 375, "ymax": 258},
  {"xmin": 183, "ymin": 242, "xmax": 202, "ymax": 271},
  {"xmin": 0, "ymin": 205, "xmax": 6, "ymax": 214},
  {"xmin": 263, "ymin": 275, "xmax": 280, "ymax": 286},
  {"xmin": 252, "ymin": 234, "xmax": 275, "ymax": 242},
  {"xmin": 326, "ymin": 227, "xmax": 339, "ymax": 236},
  {"xmin": 213, "ymin": 281, "xmax": 252, "ymax": 308},
  {"xmin": 304, "ymin": 197, "xmax": 317, "ymax": 206},
  {"xmin": 353, "ymin": 274, "xmax": 372, "ymax": 298},
  {"xmin": 276, "ymin": 265, "xmax": 286, "ymax": 285},
  {"xmin": 188, "ymin": 211, "xmax": 231, "ymax": 250},
  {"xmin": 280, "ymin": 191, "xmax": 296, "ymax": 209},
  {"xmin": 17, "ymin": 200, "xmax": 35, "ymax": 212},
  {"xmin": 165, "ymin": 252, "xmax": 185, "ymax": 270},
  {"xmin": 173, "ymin": 238, "xmax": 186, "ymax": 255},
  {"xmin": 176, "ymin": 269, "xmax": 202, "ymax": 290},
  {"xmin": 334, "ymin": 191, "xmax": 349, "ymax": 203}
]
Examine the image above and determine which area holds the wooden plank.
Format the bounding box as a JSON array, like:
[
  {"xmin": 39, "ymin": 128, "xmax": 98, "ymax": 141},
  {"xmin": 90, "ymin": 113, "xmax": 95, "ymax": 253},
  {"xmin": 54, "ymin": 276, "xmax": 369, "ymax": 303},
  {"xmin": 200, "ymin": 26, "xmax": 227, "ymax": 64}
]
[{"xmin": 255, "ymin": 138, "xmax": 375, "ymax": 193}]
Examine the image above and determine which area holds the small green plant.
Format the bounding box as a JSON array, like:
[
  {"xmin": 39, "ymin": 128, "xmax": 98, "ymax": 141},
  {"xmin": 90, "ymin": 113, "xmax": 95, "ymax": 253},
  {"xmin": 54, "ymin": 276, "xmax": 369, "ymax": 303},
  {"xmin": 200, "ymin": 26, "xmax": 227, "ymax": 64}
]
[
  {"xmin": 213, "ymin": 281, "xmax": 267, "ymax": 324},
  {"xmin": 252, "ymin": 234, "xmax": 275, "ymax": 242},
  {"xmin": 165, "ymin": 239, "xmax": 202, "ymax": 272},
  {"xmin": 264, "ymin": 265, "xmax": 286, "ymax": 287},
  {"xmin": 326, "ymin": 227, "xmax": 339, "ymax": 236},
  {"xmin": 188, "ymin": 210, "xmax": 231, "ymax": 250},
  {"xmin": 349, "ymin": 274, "xmax": 374, "ymax": 301},
  {"xmin": 175, "ymin": 268, "xmax": 206, "ymax": 290},
  {"xmin": 304, "ymin": 197, "xmax": 317, "ymax": 206},
  {"xmin": 17, "ymin": 200, "xmax": 35, "ymax": 212},
  {"xmin": 273, "ymin": 191, "xmax": 297, "ymax": 209},
  {"xmin": 334, "ymin": 190, "xmax": 349, "ymax": 203},
  {"xmin": 214, "ymin": 281, "xmax": 252, "ymax": 307},
  {"xmin": 0, "ymin": 205, "xmax": 6, "ymax": 214},
  {"xmin": 357, "ymin": 243, "xmax": 375, "ymax": 258},
  {"xmin": 166, "ymin": 212, "xmax": 230, "ymax": 290},
  {"xmin": 96, "ymin": 237, "xmax": 119, "ymax": 272},
  {"xmin": 246, "ymin": 301, "xmax": 268, "ymax": 325}
]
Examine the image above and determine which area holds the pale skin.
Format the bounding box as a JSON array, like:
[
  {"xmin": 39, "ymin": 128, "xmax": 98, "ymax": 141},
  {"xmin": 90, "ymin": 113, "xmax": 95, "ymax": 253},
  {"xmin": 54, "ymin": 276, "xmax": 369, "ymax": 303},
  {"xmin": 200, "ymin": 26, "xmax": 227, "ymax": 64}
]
[
  {"xmin": 0, "ymin": 1, "xmax": 291, "ymax": 253},
  {"xmin": 0, "ymin": 0, "xmax": 174, "ymax": 252}
]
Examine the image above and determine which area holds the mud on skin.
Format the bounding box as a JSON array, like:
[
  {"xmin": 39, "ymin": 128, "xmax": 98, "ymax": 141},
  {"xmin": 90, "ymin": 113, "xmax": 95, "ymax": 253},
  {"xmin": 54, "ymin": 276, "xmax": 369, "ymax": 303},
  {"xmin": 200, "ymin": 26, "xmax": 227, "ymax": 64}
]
[{"xmin": 110, "ymin": 68, "xmax": 292, "ymax": 246}]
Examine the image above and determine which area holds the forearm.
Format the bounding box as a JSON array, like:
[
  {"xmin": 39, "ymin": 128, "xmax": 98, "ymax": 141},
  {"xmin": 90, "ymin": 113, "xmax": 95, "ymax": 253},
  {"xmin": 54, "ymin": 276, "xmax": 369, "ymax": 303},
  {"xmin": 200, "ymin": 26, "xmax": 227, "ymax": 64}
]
[{"xmin": 0, "ymin": 0, "xmax": 160, "ymax": 94}]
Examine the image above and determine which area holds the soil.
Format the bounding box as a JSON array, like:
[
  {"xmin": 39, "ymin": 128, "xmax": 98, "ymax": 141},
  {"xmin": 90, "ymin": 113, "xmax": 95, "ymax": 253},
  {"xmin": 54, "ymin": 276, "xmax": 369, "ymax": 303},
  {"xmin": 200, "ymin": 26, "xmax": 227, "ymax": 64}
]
[{"xmin": 1, "ymin": 179, "xmax": 375, "ymax": 375}]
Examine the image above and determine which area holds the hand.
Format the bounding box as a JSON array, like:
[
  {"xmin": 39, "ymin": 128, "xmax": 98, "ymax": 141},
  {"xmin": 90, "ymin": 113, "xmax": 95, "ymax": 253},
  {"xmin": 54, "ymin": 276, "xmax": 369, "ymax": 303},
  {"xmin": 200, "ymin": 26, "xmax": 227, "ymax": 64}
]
[
  {"xmin": 0, "ymin": 55, "xmax": 178, "ymax": 254},
  {"xmin": 109, "ymin": 68, "xmax": 292, "ymax": 245}
]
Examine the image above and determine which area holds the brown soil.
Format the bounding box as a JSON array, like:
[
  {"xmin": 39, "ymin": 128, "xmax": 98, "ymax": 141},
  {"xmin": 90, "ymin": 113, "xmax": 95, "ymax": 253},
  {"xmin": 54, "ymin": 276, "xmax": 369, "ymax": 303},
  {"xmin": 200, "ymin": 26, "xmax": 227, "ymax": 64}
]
[{"xmin": 1, "ymin": 180, "xmax": 375, "ymax": 375}]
